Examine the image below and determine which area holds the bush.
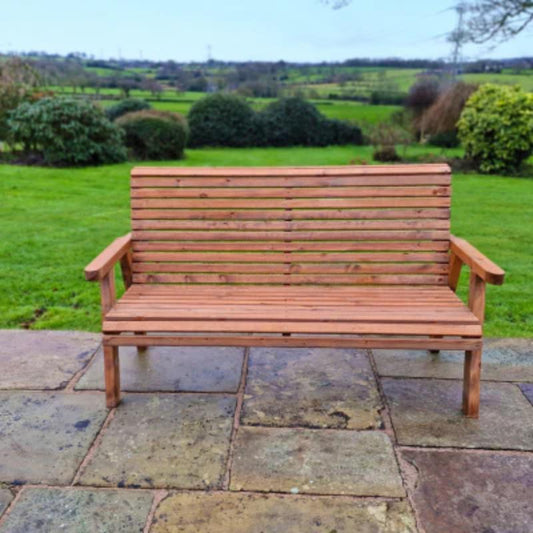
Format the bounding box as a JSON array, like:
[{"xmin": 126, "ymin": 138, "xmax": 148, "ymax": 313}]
[
  {"xmin": 116, "ymin": 110, "xmax": 188, "ymax": 160},
  {"xmin": 188, "ymin": 93, "xmax": 363, "ymax": 148},
  {"xmin": 8, "ymin": 97, "xmax": 127, "ymax": 166},
  {"xmin": 106, "ymin": 98, "xmax": 151, "ymax": 121},
  {"xmin": 326, "ymin": 118, "xmax": 364, "ymax": 145},
  {"xmin": 260, "ymin": 97, "xmax": 328, "ymax": 147},
  {"xmin": 428, "ymin": 131, "xmax": 460, "ymax": 148},
  {"xmin": 369, "ymin": 122, "xmax": 412, "ymax": 163},
  {"xmin": 188, "ymin": 93, "xmax": 257, "ymax": 147},
  {"xmin": 421, "ymin": 82, "xmax": 477, "ymax": 138},
  {"xmin": 374, "ymin": 146, "xmax": 402, "ymax": 162},
  {"xmin": 457, "ymin": 84, "xmax": 533, "ymax": 173},
  {"xmin": 405, "ymin": 78, "xmax": 441, "ymax": 116}
]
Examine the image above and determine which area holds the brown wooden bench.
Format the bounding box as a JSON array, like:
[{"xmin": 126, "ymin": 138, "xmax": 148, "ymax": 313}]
[{"xmin": 85, "ymin": 164, "xmax": 504, "ymax": 417}]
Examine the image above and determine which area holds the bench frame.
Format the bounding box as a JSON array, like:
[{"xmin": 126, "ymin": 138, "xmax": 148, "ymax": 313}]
[{"xmin": 85, "ymin": 166, "xmax": 504, "ymax": 418}]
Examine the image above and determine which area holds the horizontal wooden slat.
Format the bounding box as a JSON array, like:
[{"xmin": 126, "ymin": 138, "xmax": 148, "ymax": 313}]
[
  {"xmin": 103, "ymin": 319, "xmax": 480, "ymax": 336},
  {"xmin": 131, "ymin": 219, "xmax": 450, "ymax": 231},
  {"xmin": 122, "ymin": 284, "xmax": 463, "ymax": 301},
  {"xmin": 104, "ymin": 335, "xmax": 481, "ymax": 350},
  {"xmin": 132, "ymin": 197, "xmax": 451, "ymax": 209},
  {"xmin": 132, "ymin": 263, "xmax": 449, "ymax": 275},
  {"xmin": 131, "ymin": 186, "xmax": 450, "ymax": 199},
  {"xmin": 131, "ymin": 164, "xmax": 451, "ymax": 177},
  {"xmin": 133, "ymin": 252, "xmax": 449, "ymax": 263},
  {"xmin": 133, "ymin": 241, "xmax": 449, "ymax": 252},
  {"xmin": 131, "ymin": 208, "xmax": 451, "ymax": 221},
  {"xmin": 131, "ymin": 273, "xmax": 447, "ymax": 284},
  {"xmin": 132, "ymin": 230, "xmax": 449, "ymax": 242}
]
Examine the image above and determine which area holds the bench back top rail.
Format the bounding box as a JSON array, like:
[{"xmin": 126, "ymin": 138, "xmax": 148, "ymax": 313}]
[{"xmin": 130, "ymin": 164, "xmax": 451, "ymax": 286}]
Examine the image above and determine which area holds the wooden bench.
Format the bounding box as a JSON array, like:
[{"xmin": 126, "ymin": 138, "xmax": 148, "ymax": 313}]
[{"xmin": 85, "ymin": 164, "xmax": 504, "ymax": 417}]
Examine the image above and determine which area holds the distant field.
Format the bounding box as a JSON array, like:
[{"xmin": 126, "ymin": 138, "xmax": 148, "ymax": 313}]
[
  {"xmin": 1, "ymin": 144, "xmax": 530, "ymax": 336},
  {"xmin": 462, "ymin": 71, "xmax": 533, "ymax": 91},
  {"xmin": 296, "ymin": 67, "xmax": 533, "ymax": 99}
]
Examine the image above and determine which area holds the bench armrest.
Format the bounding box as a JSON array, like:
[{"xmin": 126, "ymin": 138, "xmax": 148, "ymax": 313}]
[
  {"xmin": 449, "ymin": 235, "xmax": 505, "ymax": 286},
  {"xmin": 448, "ymin": 234, "xmax": 505, "ymax": 324},
  {"xmin": 85, "ymin": 233, "xmax": 133, "ymax": 319},
  {"xmin": 84, "ymin": 233, "xmax": 132, "ymax": 281}
]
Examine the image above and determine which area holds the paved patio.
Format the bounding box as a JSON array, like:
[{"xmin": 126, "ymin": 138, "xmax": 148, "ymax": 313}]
[{"xmin": 0, "ymin": 330, "xmax": 531, "ymax": 532}]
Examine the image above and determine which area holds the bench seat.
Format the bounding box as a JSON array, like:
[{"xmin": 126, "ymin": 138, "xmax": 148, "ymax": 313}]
[{"xmin": 103, "ymin": 285, "xmax": 481, "ymax": 342}]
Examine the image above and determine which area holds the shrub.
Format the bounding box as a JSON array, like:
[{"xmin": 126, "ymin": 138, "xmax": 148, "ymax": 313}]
[
  {"xmin": 428, "ymin": 131, "xmax": 460, "ymax": 148},
  {"xmin": 260, "ymin": 97, "xmax": 328, "ymax": 147},
  {"xmin": 116, "ymin": 110, "xmax": 188, "ymax": 160},
  {"xmin": 405, "ymin": 78, "xmax": 441, "ymax": 117},
  {"xmin": 421, "ymin": 82, "xmax": 477, "ymax": 141},
  {"xmin": 405, "ymin": 77, "xmax": 441, "ymax": 138},
  {"xmin": 457, "ymin": 84, "xmax": 533, "ymax": 173},
  {"xmin": 326, "ymin": 118, "xmax": 364, "ymax": 145},
  {"xmin": 369, "ymin": 122, "xmax": 412, "ymax": 163},
  {"xmin": 8, "ymin": 97, "xmax": 127, "ymax": 166},
  {"xmin": 106, "ymin": 98, "xmax": 151, "ymax": 121},
  {"xmin": 188, "ymin": 93, "xmax": 257, "ymax": 147},
  {"xmin": 374, "ymin": 146, "xmax": 402, "ymax": 162}
]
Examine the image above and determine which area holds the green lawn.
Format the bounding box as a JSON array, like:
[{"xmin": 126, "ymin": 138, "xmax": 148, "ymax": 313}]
[{"xmin": 1, "ymin": 145, "xmax": 531, "ymax": 336}]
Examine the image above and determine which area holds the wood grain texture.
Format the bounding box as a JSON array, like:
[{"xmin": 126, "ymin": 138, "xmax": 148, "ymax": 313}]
[
  {"xmin": 450, "ymin": 235, "xmax": 505, "ymax": 285},
  {"xmin": 130, "ymin": 165, "xmax": 453, "ymax": 286},
  {"xmin": 84, "ymin": 233, "xmax": 132, "ymax": 281}
]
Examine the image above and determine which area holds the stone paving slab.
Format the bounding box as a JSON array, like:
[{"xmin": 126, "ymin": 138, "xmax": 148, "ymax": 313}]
[
  {"xmin": 79, "ymin": 394, "xmax": 235, "ymax": 489},
  {"xmin": 0, "ymin": 392, "xmax": 107, "ymax": 484},
  {"xmin": 383, "ymin": 379, "xmax": 533, "ymax": 449},
  {"xmin": 401, "ymin": 449, "xmax": 533, "ymax": 533},
  {"xmin": 242, "ymin": 348, "xmax": 382, "ymax": 429},
  {"xmin": 520, "ymin": 383, "xmax": 533, "ymax": 406},
  {"xmin": 0, "ymin": 330, "xmax": 99, "ymax": 389},
  {"xmin": 76, "ymin": 346, "xmax": 244, "ymax": 392},
  {"xmin": 373, "ymin": 338, "xmax": 533, "ymax": 382},
  {"xmin": 151, "ymin": 492, "xmax": 416, "ymax": 533},
  {"xmin": 230, "ymin": 426, "xmax": 404, "ymax": 497},
  {"xmin": 0, "ymin": 487, "xmax": 153, "ymax": 533},
  {"xmin": 0, "ymin": 488, "xmax": 12, "ymax": 518}
]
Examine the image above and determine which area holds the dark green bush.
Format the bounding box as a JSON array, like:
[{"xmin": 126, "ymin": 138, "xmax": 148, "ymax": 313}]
[
  {"xmin": 8, "ymin": 97, "xmax": 127, "ymax": 166},
  {"xmin": 373, "ymin": 146, "xmax": 402, "ymax": 162},
  {"xmin": 188, "ymin": 94, "xmax": 363, "ymax": 148},
  {"xmin": 428, "ymin": 131, "xmax": 460, "ymax": 148},
  {"xmin": 259, "ymin": 97, "xmax": 328, "ymax": 147},
  {"xmin": 106, "ymin": 98, "xmax": 151, "ymax": 121},
  {"xmin": 188, "ymin": 93, "xmax": 257, "ymax": 147},
  {"xmin": 116, "ymin": 109, "xmax": 188, "ymax": 160},
  {"xmin": 326, "ymin": 118, "xmax": 364, "ymax": 145}
]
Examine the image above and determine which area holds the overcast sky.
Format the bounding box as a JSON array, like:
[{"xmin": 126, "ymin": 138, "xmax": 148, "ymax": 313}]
[{"xmin": 2, "ymin": 0, "xmax": 531, "ymax": 62}]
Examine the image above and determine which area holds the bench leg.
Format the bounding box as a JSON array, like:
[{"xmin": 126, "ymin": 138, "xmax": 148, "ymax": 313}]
[
  {"xmin": 429, "ymin": 335, "xmax": 441, "ymax": 354},
  {"xmin": 104, "ymin": 345, "xmax": 120, "ymax": 408},
  {"xmin": 462, "ymin": 348, "xmax": 481, "ymax": 418},
  {"xmin": 136, "ymin": 332, "xmax": 147, "ymax": 354}
]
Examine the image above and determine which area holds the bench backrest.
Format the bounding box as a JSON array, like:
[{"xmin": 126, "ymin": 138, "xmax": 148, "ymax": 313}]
[{"xmin": 130, "ymin": 164, "xmax": 451, "ymax": 286}]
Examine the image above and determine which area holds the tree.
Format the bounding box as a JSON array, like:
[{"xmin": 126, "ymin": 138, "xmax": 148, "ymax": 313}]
[
  {"xmin": 464, "ymin": 1, "xmax": 533, "ymax": 43},
  {"xmin": 0, "ymin": 57, "xmax": 40, "ymax": 140}
]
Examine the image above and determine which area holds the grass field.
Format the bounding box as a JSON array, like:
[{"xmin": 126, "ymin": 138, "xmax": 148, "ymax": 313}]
[{"xmin": 1, "ymin": 145, "xmax": 531, "ymax": 337}]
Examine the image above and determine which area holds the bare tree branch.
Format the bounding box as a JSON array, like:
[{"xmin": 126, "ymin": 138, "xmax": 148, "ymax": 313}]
[{"xmin": 465, "ymin": 1, "xmax": 533, "ymax": 43}]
